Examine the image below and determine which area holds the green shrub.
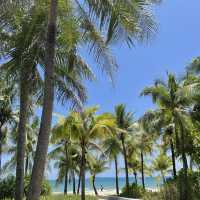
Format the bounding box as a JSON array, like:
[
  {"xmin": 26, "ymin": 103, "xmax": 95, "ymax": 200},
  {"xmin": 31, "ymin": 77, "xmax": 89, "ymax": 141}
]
[
  {"xmin": 178, "ymin": 170, "xmax": 200, "ymax": 200},
  {"xmin": 0, "ymin": 176, "xmax": 15, "ymax": 199},
  {"xmin": 24, "ymin": 176, "xmax": 51, "ymax": 196},
  {"xmin": 143, "ymin": 170, "xmax": 200, "ymax": 200},
  {"xmin": 0, "ymin": 176, "xmax": 51, "ymax": 199},
  {"xmin": 142, "ymin": 182, "xmax": 178, "ymax": 200},
  {"xmin": 120, "ymin": 183, "xmax": 145, "ymax": 198}
]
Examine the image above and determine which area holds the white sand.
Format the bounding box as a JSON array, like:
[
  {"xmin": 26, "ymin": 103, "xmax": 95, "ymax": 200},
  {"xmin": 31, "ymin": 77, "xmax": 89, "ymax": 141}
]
[{"xmin": 53, "ymin": 187, "xmax": 159, "ymax": 199}]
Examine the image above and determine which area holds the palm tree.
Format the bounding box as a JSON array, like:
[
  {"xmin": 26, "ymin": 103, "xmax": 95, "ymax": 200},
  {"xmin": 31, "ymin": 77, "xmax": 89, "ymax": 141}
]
[
  {"xmin": 49, "ymin": 144, "xmax": 79, "ymax": 195},
  {"xmin": 2, "ymin": 1, "xmax": 158, "ymax": 199},
  {"xmin": 127, "ymin": 156, "xmax": 140, "ymax": 185},
  {"xmin": 114, "ymin": 104, "xmax": 133, "ymax": 190},
  {"xmin": 1, "ymin": 2, "xmax": 93, "ymax": 199},
  {"xmin": 27, "ymin": 4, "xmax": 57, "ymax": 200},
  {"xmin": 49, "ymin": 117, "xmax": 80, "ymax": 195},
  {"xmin": 28, "ymin": 0, "xmax": 158, "ymax": 198},
  {"xmin": 141, "ymin": 73, "xmax": 192, "ymax": 200},
  {"xmin": 142, "ymin": 110, "xmax": 178, "ymax": 179},
  {"xmin": 102, "ymin": 135, "xmax": 121, "ymax": 195},
  {"xmin": 89, "ymin": 156, "xmax": 108, "ymax": 196},
  {"xmin": 131, "ymin": 121, "xmax": 154, "ymax": 189},
  {"xmin": 126, "ymin": 138, "xmax": 140, "ymax": 185},
  {"xmin": 3, "ymin": 116, "xmax": 39, "ymax": 175},
  {"xmin": 152, "ymin": 150, "xmax": 172, "ymax": 183},
  {"xmin": 50, "ymin": 107, "xmax": 115, "ymax": 200}
]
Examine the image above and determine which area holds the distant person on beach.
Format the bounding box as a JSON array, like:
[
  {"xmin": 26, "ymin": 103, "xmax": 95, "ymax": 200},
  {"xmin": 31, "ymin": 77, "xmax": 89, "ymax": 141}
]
[{"xmin": 100, "ymin": 184, "xmax": 104, "ymax": 192}]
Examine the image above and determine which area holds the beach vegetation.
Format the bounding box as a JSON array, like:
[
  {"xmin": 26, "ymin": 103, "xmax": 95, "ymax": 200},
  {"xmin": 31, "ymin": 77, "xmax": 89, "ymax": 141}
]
[
  {"xmin": 0, "ymin": 1, "xmax": 200, "ymax": 200},
  {"xmin": 0, "ymin": 176, "xmax": 51, "ymax": 200},
  {"xmin": 120, "ymin": 183, "xmax": 145, "ymax": 198}
]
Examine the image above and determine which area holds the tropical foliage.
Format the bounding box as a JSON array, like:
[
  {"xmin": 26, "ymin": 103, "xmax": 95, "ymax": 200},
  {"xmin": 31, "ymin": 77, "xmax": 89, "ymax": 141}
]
[{"xmin": 0, "ymin": 1, "xmax": 199, "ymax": 200}]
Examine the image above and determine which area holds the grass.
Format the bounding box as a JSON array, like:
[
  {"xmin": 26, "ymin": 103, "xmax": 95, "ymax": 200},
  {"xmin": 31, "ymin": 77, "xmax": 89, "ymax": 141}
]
[{"xmin": 40, "ymin": 195, "xmax": 98, "ymax": 200}]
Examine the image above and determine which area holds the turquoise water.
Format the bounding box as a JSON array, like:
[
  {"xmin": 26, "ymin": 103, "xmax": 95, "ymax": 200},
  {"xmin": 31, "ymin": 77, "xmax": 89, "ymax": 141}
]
[{"xmin": 49, "ymin": 177, "xmax": 162, "ymax": 192}]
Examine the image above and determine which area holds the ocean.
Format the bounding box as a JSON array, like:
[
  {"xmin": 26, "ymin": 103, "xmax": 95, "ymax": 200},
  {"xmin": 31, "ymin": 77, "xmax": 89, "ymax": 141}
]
[{"xmin": 49, "ymin": 177, "xmax": 162, "ymax": 193}]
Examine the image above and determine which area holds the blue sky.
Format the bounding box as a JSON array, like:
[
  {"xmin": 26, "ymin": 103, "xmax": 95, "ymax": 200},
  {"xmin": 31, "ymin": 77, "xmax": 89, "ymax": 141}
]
[{"xmin": 2, "ymin": 0, "xmax": 200, "ymax": 179}]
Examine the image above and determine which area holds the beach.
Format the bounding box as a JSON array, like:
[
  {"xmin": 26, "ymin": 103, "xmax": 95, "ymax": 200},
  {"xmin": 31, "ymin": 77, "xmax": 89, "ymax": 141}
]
[{"xmin": 49, "ymin": 177, "xmax": 161, "ymax": 194}]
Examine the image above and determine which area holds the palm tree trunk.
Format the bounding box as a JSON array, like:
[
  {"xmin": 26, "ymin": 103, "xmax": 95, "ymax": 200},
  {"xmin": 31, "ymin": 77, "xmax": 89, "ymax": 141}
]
[
  {"xmin": 72, "ymin": 170, "xmax": 76, "ymax": 194},
  {"xmin": 180, "ymin": 133, "xmax": 188, "ymax": 200},
  {"xmin": 141, "ymin": 151, "xmax": 145, "ymax": 189},
  {"xmin": 190, "ymin": 157, "xmax": 193, "ymax": 170},
  {"xmin": 15, "ymin": 68, "xmax": 29, "ymax": 200},
  {"xmin": 161, "ymin": 170, "xmax": 166, "ymax": 183},
  {"xmin": 64, "ymin": 169, "xmax": 68, "ymax": 195},
  {"xmin": 121, "ymin": 135, "xmax": 129, "ymax": 189},
  {"xmin": 0, "ymin": 128, "xmax": 2, "ymax": 178},
  {"xmin": 114, "ymin": 156, "xmax": 119, "ymax": 195},
  {"xmin": 170, "ymin": 138, "xmax": 177, "ymax": 179},
  {"xmin": 92, "ymin": 175, "xmax": 98, "ymax": 195},
  {"xmin": 77, "ymin": 169, "xmax": 81, "ymax": 194},
  {"xmin": 81, "ymin": 144, "xmax": 86, "ymax": 200},
  {"xmin": 27, "ymin": 1, "xmax": 57, "ymax": 200},
  {"xmin": 25, "ymin": 156, "xmax": 29, "ymax": 176},
  {"xmin": 133, "ymin": 171, "xmax": 137, "ymax": 185}
]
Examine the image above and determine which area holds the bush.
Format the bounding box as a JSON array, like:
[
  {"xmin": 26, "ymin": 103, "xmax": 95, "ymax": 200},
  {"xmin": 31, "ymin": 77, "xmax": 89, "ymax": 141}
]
[
  {"xmin": 142, "ymin": 182, "xmax": 179, "ymax": 200},
  {"xmin": 143, "ymin": 170, "xmax": 200, "ymax": 200},
  {"xmin": 178, "ymin": 170, "xmax": 200, "ymax": 200},
  {"xmin": 0, "ymin": 176, "xmax": 16, "ymax": 199},
  {"xmin": 0, "ymin": 176, "xmax": 51, "ymax": 199},
  {"xmin": 120, "ymin": 183, "xmax": 145, "ymax": 198},
  {"xmin": 24, "ymin": 176, "xmax": 51, "ymax": 196}
]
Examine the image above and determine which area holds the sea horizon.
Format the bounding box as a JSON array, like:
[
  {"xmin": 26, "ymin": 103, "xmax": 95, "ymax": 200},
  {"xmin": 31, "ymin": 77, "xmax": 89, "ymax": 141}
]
[{"xmin": 49, "ymin": 176, "xmax": 162, "ymax": 192}]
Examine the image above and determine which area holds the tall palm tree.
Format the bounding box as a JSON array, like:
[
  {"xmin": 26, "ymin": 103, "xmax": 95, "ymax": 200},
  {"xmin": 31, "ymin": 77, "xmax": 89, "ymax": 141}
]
[
  {"xmin": 28, "ymin": 0, "xmax": 158, "ymax": 198},
  {"xmin": 141, "ymin": 73, "xmax": 192, "ymax": 200},
  {"xmin": 27, "ymin": 2, "xmax": 58, "ymax": 199},
  {"xmin": 114, "ymin": 104, "xmax": 133, "ymax": 190},
  {"xmin": 102, "ymin": 135, "xmax": 121, "ymax": 195},
  {"xmin": 2, "ymin": 1, "xmax": 158, "ymax": 199},
  {"xmin": 1, "ymin": 2, "xmax": 93, "ymax": 199},
  {"xmin": 89, "ymin": 156, "xmax": 108, "ymax": 196}
]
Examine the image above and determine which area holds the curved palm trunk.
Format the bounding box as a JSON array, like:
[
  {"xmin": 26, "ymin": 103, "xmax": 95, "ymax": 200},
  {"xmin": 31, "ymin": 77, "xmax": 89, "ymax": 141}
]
[
  {"xmin": 92, "ymin": 175, "xmax": 98, "ymax": 195},
  {"xmin": 15, "ymin": 69, "xmax": 29, "ymax": 200},
  {"xmin": 121, "ymin": 135, "xmax": 129, "ymax": 190},
  {"xmin": 133, "ymin": 171, "xmax": 137, "ymax": 185},
  {"xmin": 141, "ymin": 151, "xmax": 145, "ymax": 189},
  {"xmin": 170, "ymin": 138, "xmax": 177, "ymax": 179},
  {"xmin": 77, "ymin": 169, "xmax": 81, "ymax": 194},
  {"xmin": 81, "ymin": 144, "xmax": 86, "ymax": 200},
  {"xmin": 114, "ymin": 156, "xmax": 119, "ymax": 195},
  {"xmin": 27, "ymin": 1, "xmax": 57, "ymax": 200},
  {"xmin": 72, "ymin": 170, "xmax": 76, "ymax": 194},
  {"xmin": 64, "ymin": 169, "xmax": 68, "ymax": 195}
]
